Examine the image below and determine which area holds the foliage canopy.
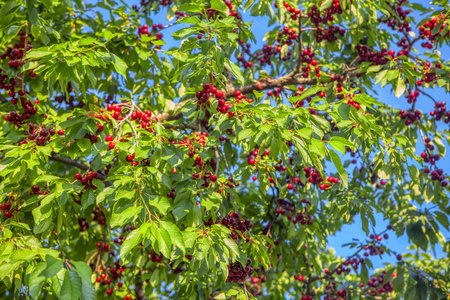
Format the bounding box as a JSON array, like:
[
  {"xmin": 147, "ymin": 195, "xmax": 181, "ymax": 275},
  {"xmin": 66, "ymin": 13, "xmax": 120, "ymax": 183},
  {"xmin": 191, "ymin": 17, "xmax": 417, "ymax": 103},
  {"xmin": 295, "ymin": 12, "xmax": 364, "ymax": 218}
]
[{"xmin": 0, "ymin": 0, "xmax": 450, "ymax": 299}]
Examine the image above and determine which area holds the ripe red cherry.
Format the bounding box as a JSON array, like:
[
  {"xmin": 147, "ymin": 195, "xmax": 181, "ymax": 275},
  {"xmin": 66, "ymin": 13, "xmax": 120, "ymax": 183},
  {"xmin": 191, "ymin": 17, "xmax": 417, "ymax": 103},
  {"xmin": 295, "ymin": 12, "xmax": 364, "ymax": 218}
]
[
  {"xmin": 287, "ymin": 183, "xmax": 293, "ymax": 190},
  {"xmin": 298, "ymin": 275, "xmax": 304, "ymax": 281},
  {"xmin": 376, "ymin": 236, "xmax": 382, "ymax": 241},
  {"xmin": 109, "ymin": 142, "xmax": 115, "ymax": 149},
  {"xmin": 106, "ymin": 288, "xmax": 113, "ymax": 295},
  {"xmin": 210, "ymin": 175, "xmax": 218, "ymax": 182},
  {"xmin": 96, "ymin": 277, "xmax": 101, "ymax": 283},
  {"xmin": 248, "ymin": 158, "xmax": 256, "ymax": 165},
  {"xmin": 105, "ymin": 135, "xmax": 113, "ymax": 142},
  {"xmin": 75, "ymin": 173, "xmax": 82, "ymax": 180},
  {"xmin": 118, "ymin": 282, "xmax": 123, "ymax": 288},
  {"xmin": 4, "ymin": 211, "xmax": 12, "ymax": 218},
  {"xmin": 57, "ymin": 129, "xmax": 64, "ymax": 135}
]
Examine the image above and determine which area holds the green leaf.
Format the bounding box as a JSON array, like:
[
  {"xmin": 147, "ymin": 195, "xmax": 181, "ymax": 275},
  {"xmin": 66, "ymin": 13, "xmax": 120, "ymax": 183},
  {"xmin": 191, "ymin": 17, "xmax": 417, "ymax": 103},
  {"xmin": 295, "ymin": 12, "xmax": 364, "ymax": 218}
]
[
  {"xmin": 152, "ymin": 224, "xmax": 172, "ymax": 257},
  {"xmin": 290, "ymin": 86, "xmax": 322, "ymax": 103},
  {"xmin": 211, "ymin": 0, "xmax": 229, "ymax": 14},
  {"xmin": 73, "ymin": 261, "xmax": 96, "ymax": 300},
  {"xmin": 224, "ymin": 58, "xmax": 244, "ymax": 85},
  {"xmin": 238, "ymin": 128, "xmax": 253, "ymax": 141},
  {"xmin": 111, "ymin": 53, "xmax": 127, "ymax": 78},
  {"xmin": 81, "ymin": 189, "xmax": 95, "ymax": 210},
  {"xmin": 26, "ymin": 50, "xmax": 53, "ymax": 59},
  {"xmin": 60, "ymin": 270, "xmax": 82, "ymax": 300},
  {"xmin": 328, "ymin": 149, "xmax": 348, "ymax": 188},
  {"xmin": 320, "ymin": 0, "xmax": 333, "ymax": 11},
  {"xmin": 41, "ymin": 255, "xmax": 63, "ymax": 278},
  {"xmin": 161, "ymin": 221, "xmax": 186, "ymax": 254},
  {"xmin": 395, "ymin": 75, "xmax": 406, "ymax": 98},
  {"xmin": 309, "ymin": 139, "xmax": 326, "ymax": 158},
  {"xmin": 110, "ymin": 206, "xmax": 142, "ymax": 228},
  {"xmin": 120, "ymin": 227, "xmax": 143, "ymax": 259}
]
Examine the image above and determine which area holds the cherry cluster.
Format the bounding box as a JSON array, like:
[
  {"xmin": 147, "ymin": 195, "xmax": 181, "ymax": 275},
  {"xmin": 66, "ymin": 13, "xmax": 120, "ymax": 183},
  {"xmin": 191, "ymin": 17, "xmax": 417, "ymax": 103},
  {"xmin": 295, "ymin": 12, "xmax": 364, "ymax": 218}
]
[
  {"xmin": 1, "ymin": 202, "xmax": 13, "ymax": 219},
  {"xmin": 226, "ymin": 258, "xmax": 254, "ymax": 283},
  {"xmin": 0, "ymin": 30, "xmax": 36, "ymax": 77},
  {"xmin": 419, "ymin": 14, "xmax": 449, "ymax": 47},
  {"xmin": 247, "ymin": 147, "xmax": 272, "ymax": 166},
  {"xmin": 93, "ymin": 207, "xmax": 106, "ymax": 225},
  {"xmin": 192, "ymin": 169, "xmax": 219, "ymax": 188},
  {"xmin": 175, "ymin": 11, "xmax": 186, "ymax": 20},
  {"xmin": 291, "ymin": 206, "xmax": 314, "ymax": 226},
  {"xmin": 30, "ymin": 185, "xmax": 49, "ymax": 196},
  {"xmin": 21, "ymin": 123, "xmax": 62, "ymax": 146},
  {"xmin": 220, "ymin": 212, "xmax": 254, "ymax": 235},
  {"xmin": 74, "ymin": 171, "xmax": 99, "ymax": 190},
  {"xmin": 275, "ymin": 198, "xmax": 294, "ymax": 216},
  {"xmin": 355, "ymin": 45, "xmax": 396, "ymax": 65},
  {"xmin": 176, "ymin": 131, "xmax": 208, "ymax": 149},
  {"xmin": 314, "ymin": 25, "xmax": 345, "ymax": 43},
  {"xmin": 55, "ymin": 94, "xmax": 85, "ymax": 109},
  {"xmin": 113, "ymin": 234, "xmax": 126, "ymax": 246},
  {"xmin": 150, "ymin": 249, "xmax": 164, "ymax": 263},
  {"xmin": 323, "ymin": 282, "xmax": 347, "ymax": 300},
  {"xmin": 95, "ymin": 261, "xmax": 127, "ymax": 296},
  {"xmin": 54, "ymin": 82, "xmax": 85, "ymax": 108},
  {"xmin": 337, "ymin": 257, "xmax": 365, "ymax": 275},
  {"xmin": 379, "ymin": 0, "xmax": 411, "ymax": 33},
  {"xmin": 307, "ymin": 1, "xmax": 344, "ymax": 27},
  {"xmin": 303, "ymin": 167, "xmax": 323, "ymax": 185},
  {"xmin": 195, "ymin": 83, "xmax": 225, "ymax": 108},
  {"xmin": 78, "ymin": 217, "xmax": 90, "ymax": 232},
  {"xmin": 137, "ymin": 24, "xmax": 163, "ymax": 49},
  {"xmin": 277, "ymin": 26, "xmax": 297, "ymax": 49},
  {"xmin": 267, "ymin": 87, "xmax": 281, "ymax": 98},
  {"xmin": 96, "ymin": 241, "xmax": 110, "ymax": 252},
  {"xmin": 430, "ymin": 101, "xmax": 449, "ymax": 122},
  {"xmin": 406, "ymin": 90, "xmax": 419, "ymax": 104},
  {"xmin": 364, "ymin": 271, "xmax": 394, "ymax": 297},
  {"xmin": 417, "ymin": 63, "xmax": 438, "ymax": 85},
  {"xmin": 281, "ymin": 2, "xmax": 302, "ymax": 21},
  {"xmin": 255, "ymin": 25, "xmax": 297, "ymax": 67},
  {"xmin": 346, "ymin": 98, "xmax": 361, "ymax": 111},
  {"xmin": 399, "ymin": 109, "xmax": 421, "ymax": 125},
  {"xmin": 126, "ymin": 153, "xmax": 139, "ymax": 167}
]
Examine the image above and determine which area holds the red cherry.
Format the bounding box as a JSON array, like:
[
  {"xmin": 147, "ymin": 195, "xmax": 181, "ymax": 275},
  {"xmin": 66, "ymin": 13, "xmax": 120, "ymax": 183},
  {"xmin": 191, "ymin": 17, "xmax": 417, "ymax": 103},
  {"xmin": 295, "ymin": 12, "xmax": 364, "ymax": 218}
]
[
  {"xmin": 248, "ymin": 158, "xmax": 256, "ymax": 165},
  {"xmin": 109, "ymin": 142, "xmax": 115, "ymax": 149},
  {"xmin": 105, "ymin": 135, "xmax": 113, "ymax": 142},
  {"xmin": 210, "ymin": 175, "xmax": 218, "ymax": 182}
]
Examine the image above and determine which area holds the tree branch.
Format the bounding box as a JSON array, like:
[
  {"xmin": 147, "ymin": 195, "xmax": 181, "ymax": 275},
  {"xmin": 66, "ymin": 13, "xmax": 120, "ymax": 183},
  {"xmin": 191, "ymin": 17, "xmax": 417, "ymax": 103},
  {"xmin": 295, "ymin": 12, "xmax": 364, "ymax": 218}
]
[
  {"xmin": 225, "ymin": 67, "xmax": 359, "ymax": 98},
  {"xmin": 135, "ymin": 271, "xmax": 145, "ymax": 300},
  {"xmin": 156, "ymin": 99, "xmax": 190, "ymax": 123},
  {"xmin": 49, "ymin": 152, "xmax": 113, "ymax": 186}
]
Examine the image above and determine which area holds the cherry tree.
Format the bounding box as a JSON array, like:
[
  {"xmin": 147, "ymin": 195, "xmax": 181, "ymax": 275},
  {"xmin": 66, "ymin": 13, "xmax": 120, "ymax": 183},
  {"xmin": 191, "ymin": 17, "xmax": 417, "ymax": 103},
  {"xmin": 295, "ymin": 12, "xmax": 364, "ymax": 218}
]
[{"xmin": 0, "ymin": 0, "xmax": 449, "ymax": 299}]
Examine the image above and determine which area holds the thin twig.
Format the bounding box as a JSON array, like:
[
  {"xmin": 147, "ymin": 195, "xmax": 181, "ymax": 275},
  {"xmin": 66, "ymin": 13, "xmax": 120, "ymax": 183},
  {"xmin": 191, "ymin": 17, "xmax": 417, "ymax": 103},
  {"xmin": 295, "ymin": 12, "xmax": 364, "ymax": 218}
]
[
  {"xmin": 417, "ymin": 88, "xmax": 437, "ymax": 103},
  {"xmin": 295, "ymin": 14, "xmax": 303, "ymax": 74}
]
